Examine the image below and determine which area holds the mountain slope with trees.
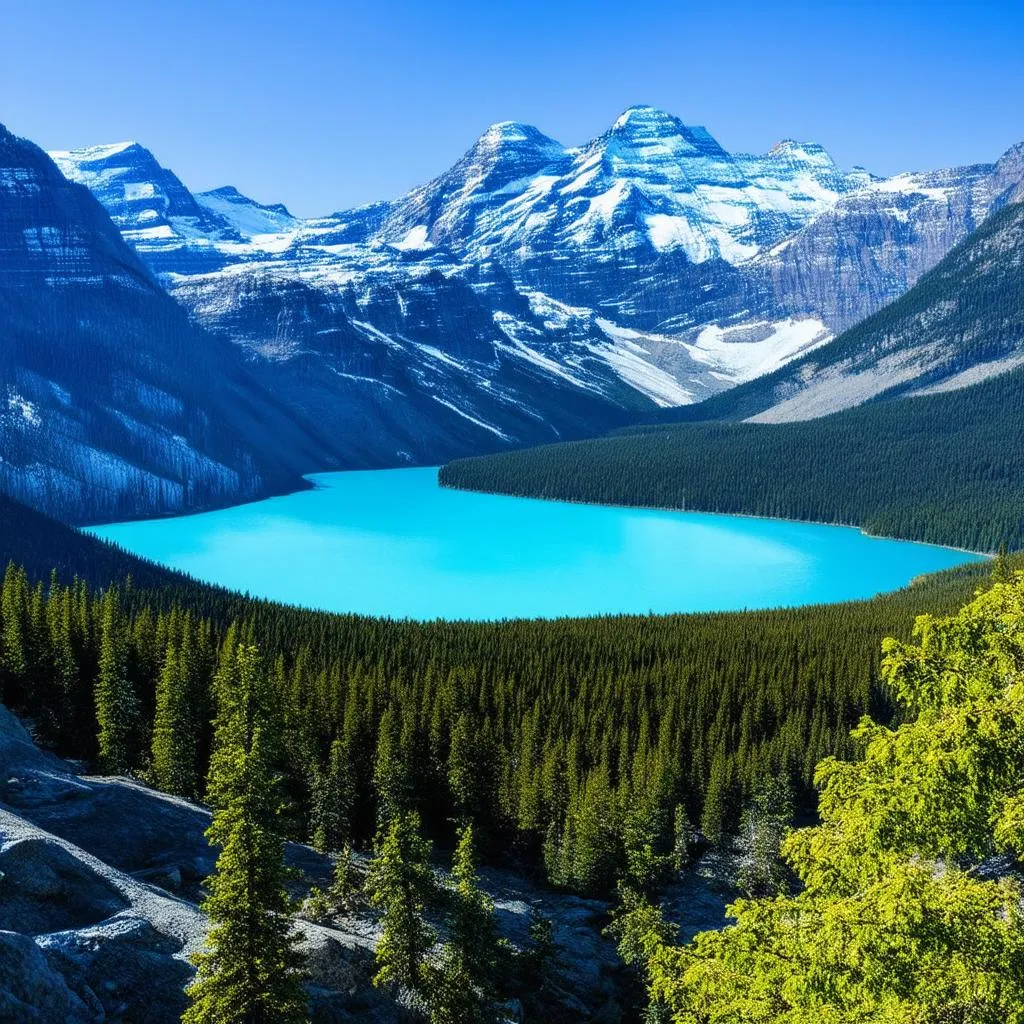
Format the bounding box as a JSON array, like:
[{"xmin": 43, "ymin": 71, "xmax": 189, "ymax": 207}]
[
  {"xmin": 0, "ymin": 123, "xmax": 340, "ymax": 524},
  {"xmin": 442, "ymin": 357, "xmax": 1024, "ymax": 553},
  {"xmin": 652, "ymin": 199, "xmax": 1024, "ymax": 424},
  {"xmin": 439, "ymin": 206, "xmax": 1024, "ymax": 553}
]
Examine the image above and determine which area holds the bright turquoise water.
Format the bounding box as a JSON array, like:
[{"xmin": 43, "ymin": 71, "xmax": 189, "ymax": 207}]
[{"xmin": 87, "ymin": 467, "xmax": 983, "ymax": 620}]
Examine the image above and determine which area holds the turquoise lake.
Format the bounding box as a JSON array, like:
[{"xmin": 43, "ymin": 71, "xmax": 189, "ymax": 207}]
[{"xmin": 87, "ymin": 467, "xmax": 983, "ymax": 620}]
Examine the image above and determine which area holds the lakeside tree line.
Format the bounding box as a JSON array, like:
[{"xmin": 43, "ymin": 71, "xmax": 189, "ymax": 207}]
[
  {"xmin": 439, "ymin": 360, "xmax": 1024, "ymax": 554},
  {"xmin": 0, "ymin": 552, "xmax": 1003, "ymax": 899}
]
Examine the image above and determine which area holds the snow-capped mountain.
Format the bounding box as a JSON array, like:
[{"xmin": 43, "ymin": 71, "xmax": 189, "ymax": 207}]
[
  {"xmin": 0, "ymin": 125, "xmax": 340, "ymax": 523},
  {"xmin": 656, "ymin": 198, "xmax": 1024, "ymax": 425},
  {"xmin": 50, "ymin": 108, "xmax": 1024, "ymax": 466}
]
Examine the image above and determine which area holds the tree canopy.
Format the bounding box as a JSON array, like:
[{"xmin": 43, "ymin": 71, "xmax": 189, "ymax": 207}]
[{"xmin": 637, "ymin": 577, "xmax": 1024, "ymax": 1023}]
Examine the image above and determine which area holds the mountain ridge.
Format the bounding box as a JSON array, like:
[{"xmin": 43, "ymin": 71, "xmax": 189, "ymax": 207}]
[
  {"xmin": 52, "ymin": 107, "xmax": 1024, "ymax": 445},
  {"xmin": 0, "ymin": 122, "xmax": 342, "ymax": 523}
]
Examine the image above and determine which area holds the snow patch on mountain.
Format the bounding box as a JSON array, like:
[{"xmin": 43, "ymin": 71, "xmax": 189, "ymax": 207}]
[{"xmin": 685, "ymin": 318, "xmax": 832, "ymax": 382}]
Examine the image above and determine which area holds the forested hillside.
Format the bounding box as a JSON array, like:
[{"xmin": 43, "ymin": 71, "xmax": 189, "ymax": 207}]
[
  {"xmin": 440, "ymin": 359, "xmax": 1024, "ymax": 552},
  {"xmin": 0, "ymin": 508, "xmax": 1008, "ymax": 898}
]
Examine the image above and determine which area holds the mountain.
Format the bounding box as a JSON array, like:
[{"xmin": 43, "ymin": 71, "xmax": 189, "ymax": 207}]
[
  {"xmin": 656, "ymin": 199, "xmax": 1024, "ymax": 423},
  {"xmin": 51, "ymin": 137, "xmax": 663, "ymax": 463},
  {"xmin": 438, "ymin": 203, "xmax": 1024, "ymax": 551},
  {"xmin": 49, "ymin": 112, "xmax": 1024, "ymax": 474},
  {"xmin": 53, "ymin": 109, "xmax": 1019, "ymax": 428},
  {"xmin": 0, "ymin": 124, "xmax": 338, "ymax": 523}
]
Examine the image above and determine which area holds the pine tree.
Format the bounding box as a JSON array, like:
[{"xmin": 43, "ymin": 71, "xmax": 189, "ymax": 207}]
[
  {"xmin": 94, "ymin": 590, "xmax": 139, "ymax": 775},
  {"xmin": 736, "ymin": 775, "xmax": 794, "ymax": 896},
  {"xmin": 303, "ymin": 844, "xmax": 363, "ymax": 923},
  {"xmin": 184, "ymin": 644, "xmax": 308, "ymax": 1024},
  {"xmin": 699, "ymin": 745, "xmax": 730, "ymax": 846},
  {"xmin": 366, "ymin": 809, "xmax": 436, "ymax": 999},
  {"xmin": 432, "ymin": 823, "xmax": 500, "ymax": 1023},
  {"xmin": 0, "ymin": 562, "xmax": 28, "ymax": 706},
  {"xmin": 310, "ymin": 737, "xmax": 352, "ymax": 853},
  {"xmin": 373, "ymin": 705, "xmax": 411, "ymax": 825},
  {"xmin": 150, "ymin": 634, "xmax": 199, "ymax": 797}
]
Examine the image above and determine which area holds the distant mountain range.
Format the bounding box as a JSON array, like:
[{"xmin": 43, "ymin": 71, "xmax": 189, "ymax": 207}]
[
  {"xmin": 53, "ymin": 109, "xmax": 1024, "ymax": 419},
  {"xmin": 1, "ymin": 108, "xmax": 1022, "ymax": 523}
]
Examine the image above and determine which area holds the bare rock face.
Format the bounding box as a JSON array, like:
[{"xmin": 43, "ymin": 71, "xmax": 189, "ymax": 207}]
[
  {"xmin": 754, "ymin": 161, "xmax": 1002, "ymax": 333},
  {"xmin": 0, "ymin": 123, "xmax": 343, "ymax": 525}
]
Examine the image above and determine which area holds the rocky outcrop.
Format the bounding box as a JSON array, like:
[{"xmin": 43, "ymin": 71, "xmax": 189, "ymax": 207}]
[{"xmin": 0, "ymin": 703, "xmax": 733, "ymax": 1022}]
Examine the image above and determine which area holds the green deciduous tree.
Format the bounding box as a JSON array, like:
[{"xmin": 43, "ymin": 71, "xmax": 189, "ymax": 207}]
[{"xmin": 640, "ymin": 577, "xmax": 1024, "ymax": 1023}]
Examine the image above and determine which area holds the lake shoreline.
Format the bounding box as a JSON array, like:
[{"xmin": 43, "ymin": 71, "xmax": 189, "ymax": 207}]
[
  {"xmin": 435, "ymin": 475, "xmax": 993, "ymax": 559},
  {"xmin": 84, "ymin": 466, "xmax": 983, "ymax": 621}
]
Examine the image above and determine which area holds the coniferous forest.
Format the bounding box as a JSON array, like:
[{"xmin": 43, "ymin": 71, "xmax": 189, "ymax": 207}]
[
  {"xmin": 0, "ymin": 536, "xmax": 1008, "ymax": 900},
  {"xmin": 440, "ymin": 360, "xmax": 1024, "ymax": 553}
]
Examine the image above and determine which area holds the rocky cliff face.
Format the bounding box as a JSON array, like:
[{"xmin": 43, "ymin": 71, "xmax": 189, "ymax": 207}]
[
  {"xmin": 51, "ymin": 110, "xmax": 1024, "ymax": 464},
  {"xmin": 0, "ymin": 125, "xmax": 341, "ymax": 524},
  {"xmin": 754, "ymin": 160, "xmax": 1005, "ymax": 332},
  {"xmin": 659, "ymin": 200, "xmax": 1024, "ymax": 424}
]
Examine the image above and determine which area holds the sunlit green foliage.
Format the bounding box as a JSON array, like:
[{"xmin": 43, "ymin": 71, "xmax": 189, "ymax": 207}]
[{"xmin": 637, "ymin": 578, "xmax": 1024, "ymax": 1023}]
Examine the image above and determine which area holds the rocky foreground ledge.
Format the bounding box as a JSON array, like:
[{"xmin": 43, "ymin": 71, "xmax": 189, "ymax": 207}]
[{"xmin": 0, "ymin": 703, "xmax": 733, "ymax": 1023}]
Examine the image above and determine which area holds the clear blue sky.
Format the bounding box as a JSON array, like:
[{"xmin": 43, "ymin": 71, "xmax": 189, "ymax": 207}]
[{"xmin": 2, "ymin": 0, "xmax": 1021, "ymax": 216}]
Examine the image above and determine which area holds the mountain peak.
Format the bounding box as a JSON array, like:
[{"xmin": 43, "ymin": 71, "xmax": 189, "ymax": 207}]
[
  {"xmin": 50, "ymin": 140, "xmax": 149, "ymax": 167},
  {"xmin": 604, "ymin": 105, "xmax": 728, "ymax": 161},
  {"xmin": 767, "ymin": 139, "xmax": 834, "ymax": 165},
  {"xmin": 611, "ymin": 105, "xmax": 676, "ymax": 131},
  {"xmin": 469, "ymin": 120, "xmax": 565, "ymax": 159}
]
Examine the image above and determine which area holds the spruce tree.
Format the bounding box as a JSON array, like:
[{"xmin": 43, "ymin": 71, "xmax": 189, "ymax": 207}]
[
  {"xmin": 184, "ymin": 644, "xmax": 307, "ymax": 1024},
  {"xmin": 310, "ymin": 737, "xmax": 352, "ymax": 853},
  {"xmin": 366, "ymin": 809, "xmax": 436, "ymax": 999},
  {"xmin": 0, "ymin": 562, "xmax": 28, "ymax": 706},
  {"xmin": 150, "ymin": 635, "xmax": 198, "ymax": 798},
  {"xmin": 94, "ymin": 589, "xmax": 139, "ymax": 775},
  {"xmin": 432, "ymin": 823, "xmax": 500, "ymax": 1023}
]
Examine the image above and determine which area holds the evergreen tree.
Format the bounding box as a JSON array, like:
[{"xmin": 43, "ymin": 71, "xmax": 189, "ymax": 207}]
[
  {"xmin": 94, "ymin": 590, "xmax": 139, "ymax": 775},
  {"xmin": 699, "ymin": 746, "xmax": 730, "ymax": 846},
  {"xmin": 150, "ymin": 635, "xmax": 199, "ymax": 797},
  {"xmin": 432, "ymin": 824, "xmax": 500, "ymax": 1023},
  {"xmin": 373, "ymin": 704, "xmax": 411, "ymax": 825},
  {"xmin": 0, "ymin": 562, "xmax": 28, "ymax": 706},
  {"xmin": 310, "ymin": 737, "xmax": 352, "ymax": 853},
  {"xmin": 736, "ymin": 775, "xmax": 794, "ymax": 896},
  {"xmin": 184, "ymin": 644, "xmax": 307, "ymax": 1024},
  {"xmin": 303, "ymin": 844, "xmax": 363, "ymax": 923},
  {"xmin": 366, "ymin": 809, "xmax": 436, "ymax": 999}
]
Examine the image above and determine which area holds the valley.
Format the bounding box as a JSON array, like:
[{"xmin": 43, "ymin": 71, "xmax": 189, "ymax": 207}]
[{"xmin": 2, "ymin": 17, "xmax": 1024, "ymax": 1017}]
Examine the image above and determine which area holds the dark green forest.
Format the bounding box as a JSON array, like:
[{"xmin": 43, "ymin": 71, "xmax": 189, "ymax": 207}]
[
  {"xmin": 440, "ymin": 361, "xmax": 1024, "ymax": 553},
  {"xmin": 0, "ymin": 516, "xmax": 1008, "ymax": 895}
]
